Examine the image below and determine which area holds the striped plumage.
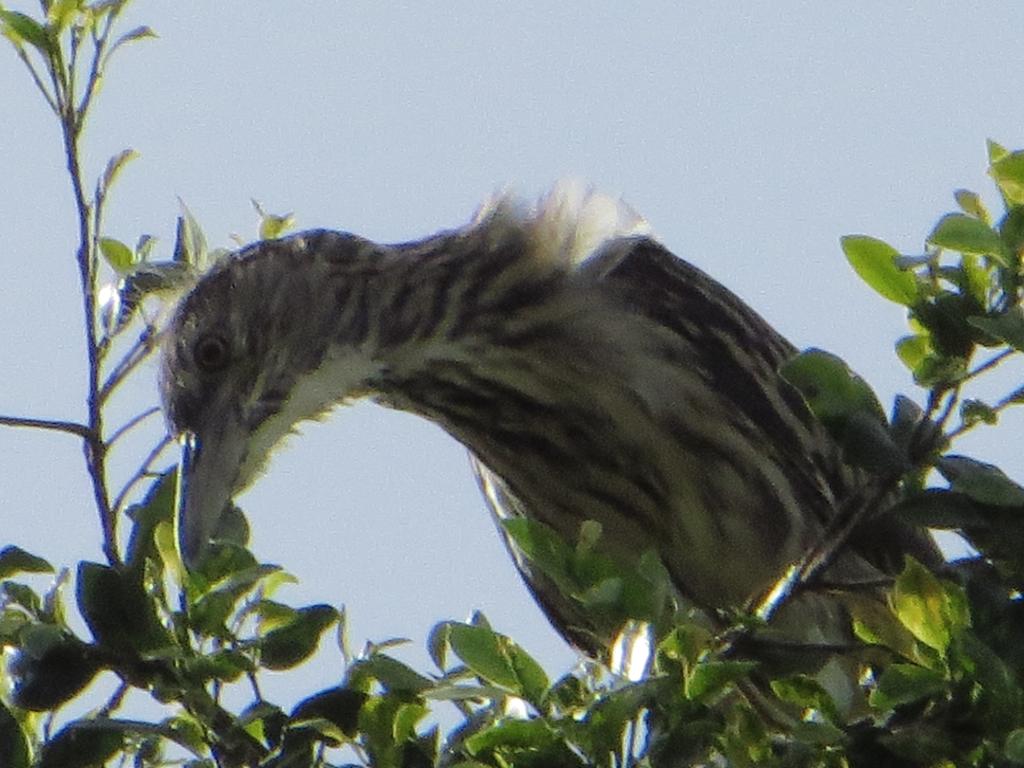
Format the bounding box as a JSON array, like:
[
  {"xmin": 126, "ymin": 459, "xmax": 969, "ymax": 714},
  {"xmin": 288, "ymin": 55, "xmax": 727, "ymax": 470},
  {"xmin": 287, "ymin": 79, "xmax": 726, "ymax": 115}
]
[{"xmin": 160, "ymin": 186, "xmax": 937, "ymax": 655}]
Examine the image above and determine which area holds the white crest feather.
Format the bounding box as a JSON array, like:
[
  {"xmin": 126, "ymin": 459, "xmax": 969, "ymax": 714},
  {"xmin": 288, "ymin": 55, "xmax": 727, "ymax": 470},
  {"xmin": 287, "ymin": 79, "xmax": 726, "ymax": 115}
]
[{"xmin": 472, "ymin": 181, "xmax": 650, "ymax": 267}]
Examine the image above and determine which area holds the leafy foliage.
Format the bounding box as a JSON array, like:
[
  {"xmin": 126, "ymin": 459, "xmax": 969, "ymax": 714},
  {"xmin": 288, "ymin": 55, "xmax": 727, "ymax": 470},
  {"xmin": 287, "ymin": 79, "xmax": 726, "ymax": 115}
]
[{"xmin": 4, "ymin": 3, "xmax": 1024, "ymax": 766}]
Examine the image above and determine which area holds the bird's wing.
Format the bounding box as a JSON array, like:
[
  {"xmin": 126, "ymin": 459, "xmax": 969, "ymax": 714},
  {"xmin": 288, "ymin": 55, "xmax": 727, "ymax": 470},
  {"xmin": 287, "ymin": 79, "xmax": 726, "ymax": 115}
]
[
  {"xmin": 470, "ymin": 236, "xmax": 939, "ymax": 641},
  {"xmin": 587, "ymin": 236, "xmax": 943, "ymax": 573}
]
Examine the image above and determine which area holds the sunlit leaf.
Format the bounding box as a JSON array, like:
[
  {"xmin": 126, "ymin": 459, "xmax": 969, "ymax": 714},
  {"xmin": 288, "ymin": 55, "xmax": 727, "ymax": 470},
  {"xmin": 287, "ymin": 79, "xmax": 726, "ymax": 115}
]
[
  {"xmin": 98, "ymin": 148, "xmax": 138, "ymax": 199},
  {"xmin": 893, "ymin": 557, "xmax": 960, "ymax": 654},
  {"xmin": 98, "ymin": 237, "xmax": 135, "ymax": 273},
  {"xmin": 953, "ymin": 188, "xmax": 990, "ymax": 223},
  {"xmin": 927, "ymin": 213, "xmax": 1006, "ymax": 263},
  {"xmin": 841, "ymin": 235, "xmax": 919, "ymax": 306},
  {"xmin": 991, "ymin": 150, "xmax": 1024, "ymax": 207}
]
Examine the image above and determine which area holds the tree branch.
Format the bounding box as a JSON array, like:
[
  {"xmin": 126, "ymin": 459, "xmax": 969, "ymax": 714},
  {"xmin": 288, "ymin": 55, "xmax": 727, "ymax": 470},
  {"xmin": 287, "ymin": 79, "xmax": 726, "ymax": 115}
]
[{"xmin": 0, "ymin": 414, "xmax": 94, "ymax": 440}]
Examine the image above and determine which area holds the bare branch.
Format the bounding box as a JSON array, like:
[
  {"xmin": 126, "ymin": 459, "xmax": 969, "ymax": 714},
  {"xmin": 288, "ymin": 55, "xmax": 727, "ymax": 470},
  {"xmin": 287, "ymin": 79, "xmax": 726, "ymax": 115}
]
[{"xmin": 0, "ymin": 414, "xmax": 93, "ymax": 440}]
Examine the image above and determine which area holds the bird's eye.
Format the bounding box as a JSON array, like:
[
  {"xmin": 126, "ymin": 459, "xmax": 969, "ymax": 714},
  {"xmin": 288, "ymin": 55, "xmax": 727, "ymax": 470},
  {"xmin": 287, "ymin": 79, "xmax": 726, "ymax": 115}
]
[{"xmin": 193, "ymin": 333, "xmax": 230, "ymax": 373}]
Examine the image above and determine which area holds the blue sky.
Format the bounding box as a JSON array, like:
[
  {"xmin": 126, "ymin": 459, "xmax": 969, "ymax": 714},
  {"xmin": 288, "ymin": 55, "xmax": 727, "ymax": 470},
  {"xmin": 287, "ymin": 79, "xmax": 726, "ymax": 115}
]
[{"xmin": 3, "ymin": 1, "xmax": 1024, "ymax": 707}]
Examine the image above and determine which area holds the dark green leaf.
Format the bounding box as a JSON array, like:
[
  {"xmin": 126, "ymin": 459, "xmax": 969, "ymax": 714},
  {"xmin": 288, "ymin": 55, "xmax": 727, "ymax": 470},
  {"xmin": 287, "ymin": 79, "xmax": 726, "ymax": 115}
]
[
  {"xmin": 889, "ymin": 490, "xmax": 992, "ymax": 530},
  {"xmin": 292, "ymin": 686, "xmax": 367, "ymax": 737},
  {"xmin": 0, "ymin": 10, "xmax": 52, "ymax": 53},
  {"xmin": 0, "ymin": 546, "xmax": 53, "ymax": 578},
  {"xmin": 0, "ymin": 701, "xmax": 29, "ymax": 768},
  {"xmin": 841, "ymin": 235, "xmax": 919, "ymax": 306},
  {"xmin": 968, "ymin": 306, "xmax": 1024, "ymax": 351},
  {"xmin": 11, "ymin": 636, "xmax": 101, "ymax": 710},
  {"xmin": 38, "ymin": 722, "xmax": 125, "ymax": 768},
  {"xmin": 260, "ymin": 604, "xmax": 337, "ymax": 670},
  {"xmin": 76, "ymin": 562, "xmax": 169, "ymax": 653},
  {"xmin": 426, "ymin": 620, "xmax": 450, "ymax": 671},
  {"xmin": 938, "ymin": 455, "xmax": 1024, "ymax": 506},
  {"xmin": 869, "ymin": 664, "xmax": 946, "ymax": 711},
  {"xmin": 351, "ymin": 653, "xmax": 433, "ymax": 694},
  {"xmin": 927, "ymin": 213, "xmax": 1007, "ymax": 261}
]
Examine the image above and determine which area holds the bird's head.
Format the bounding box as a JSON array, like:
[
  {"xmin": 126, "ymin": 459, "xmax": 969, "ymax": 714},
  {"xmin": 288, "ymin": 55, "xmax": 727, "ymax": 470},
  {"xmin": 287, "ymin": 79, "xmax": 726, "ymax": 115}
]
[{"xmin": 160, "ymin": 231, "xmax": 383, "ymax": 566}]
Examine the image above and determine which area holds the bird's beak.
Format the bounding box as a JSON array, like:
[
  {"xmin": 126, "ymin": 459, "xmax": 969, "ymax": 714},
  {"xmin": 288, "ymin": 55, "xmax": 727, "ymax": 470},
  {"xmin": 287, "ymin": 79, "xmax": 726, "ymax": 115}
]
[{"xmin": 174, "ymin": 425, "xmax": 245, "ymax": 568}]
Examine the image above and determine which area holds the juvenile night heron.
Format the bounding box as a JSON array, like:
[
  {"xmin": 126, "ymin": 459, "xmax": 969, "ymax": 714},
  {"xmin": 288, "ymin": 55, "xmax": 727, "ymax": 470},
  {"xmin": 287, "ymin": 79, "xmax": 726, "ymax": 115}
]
[{"xmin": 160, "ymin": 186, "xmax": 937, "ymax": 655}]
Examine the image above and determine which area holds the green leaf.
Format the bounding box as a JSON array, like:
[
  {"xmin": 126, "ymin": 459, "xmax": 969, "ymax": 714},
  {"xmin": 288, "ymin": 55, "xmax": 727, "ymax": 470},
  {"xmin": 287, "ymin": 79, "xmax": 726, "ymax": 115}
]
[
  {"xmin": 782, "ymin": 349, "xmax": 886, "ymax": 424},
  {"xmin": 45, "ymin": 0, "xmax": 80, "ymax": 33},
  {"xmin": 893, "ymin": 557, "xmax": 962, "ymax": 654},
  {"xmin": 927, "ymin": 213, "xmax": 1007, "ymax": 262},
  {"xmin": 260, "ymin": 604, "xmax": 337, "ymax": 670},
  {"xmin": 253, "ymin": 199, "xmax": 296, "ymax": 240},
  {"xmin": 448, "ymin": 622, "xmax": 518, "ymax": 690},
  {"xmin": 11, "ymin": 635, "xmax": 101, "ymax": 710},
  {"xmin": 98, "ymin": 237, "xmax": 136, "ymax": 273},
  {"xmin": 0, "ymin": 546, "xmax": 53, "ymax": 578},
  {"xmin": 352, "ymin": 653, "xmax": 433, "ymax": 694},
  {"xmin": 98, "ymin": 148, "xmax": 138, "ymax": 200},
  {"xmin": 1005, "ymin": 729, "xmax": 1024, "ymax": 763},
  {"xmin": 291, "ymin": 687, "xmax": 367, "ymax": 737},
  {"xmin": 988, "ymin": 139, "xmax": 1009, "ymax": 164},
  {"xmin": 953, "ymin": 188, "xmax": 990, "ymax": 223},
  {"xmin": 841, "ymin": 235, "xmax": 919, "ymax": 306},
  {"xmin": 447, "ymin": 621, "xmax": 547, "ymax": 702},
  {"xmin": 895, "ymin": 333, "xmax": 931, "ymax": 372},
  {"xmin": 991, "ymin": 150, "xmax": 1024, "ymax": 207},
  {"xmin": 769, "ymin": 675, "xmax": 842, "ymax": 725},
  {"xmin": 0, "ymin": 10, "xmax": 52, "ymax": 53},
  {"xmin": 106, "ymin": 24, "xmax": 156, "ymax": 60},
  {"xmin": 0, "ymin": 701, "xmax": 29, "ymax": 768},
  {"xmin": 38, "ymin": 722, "xmax": 125, "ymax": 768},
  {"xmin": 76, "ymin": 562, "xmax": 169, "ymax": 653},
  {"xmin": 938, "ymin": 455, "xmax": 1024, "ymax": 506},
  {"xmin": 173, "ymin": 199, "xmax": 209, "ymax": 269},
  {"xmin": 846, "ymin": 592, "xmax": 924, "ymax": 664},
  {"xmin": 869, "ymin": 663, "xmax": 946, "ymax": 711},
  {"xmin": 968, "ymin": 306, "xmax": 1024, "ymax": 351},
  {"xmin": 684, "ymin": 660, "xmax": 757, "ymax": 702}
]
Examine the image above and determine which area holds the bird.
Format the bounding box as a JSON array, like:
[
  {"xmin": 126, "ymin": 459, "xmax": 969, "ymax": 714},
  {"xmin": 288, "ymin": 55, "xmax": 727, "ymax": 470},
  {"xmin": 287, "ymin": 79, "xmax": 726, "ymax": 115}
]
[{"xmin": 159, "ymin": 184, "xmax": 939, "ymax": 658}]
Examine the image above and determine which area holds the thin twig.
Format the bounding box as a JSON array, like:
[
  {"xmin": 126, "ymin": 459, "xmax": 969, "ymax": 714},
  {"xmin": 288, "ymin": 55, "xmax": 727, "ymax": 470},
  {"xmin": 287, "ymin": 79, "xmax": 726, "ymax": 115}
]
[
  {"xmin": 12, "ymin": 46, "xmax": 58, "ymax": 115},
  {"xmin": 965, "ymin": 347, "xmax": 1015, "ymax": 382},
  {"xmin": 0, "ymin": 414, "xmax": 94, "ymax": 440},
  {"xmin": 100, "ymin": 328, "xmax": 158, "ymax": 404},
  {"xmin": 106, "ymin": 406, "xmax": 160, "ymax": 448},
  {"xmin": 111, "ymin": 434, "xmax": 174, "ymax": 516}
]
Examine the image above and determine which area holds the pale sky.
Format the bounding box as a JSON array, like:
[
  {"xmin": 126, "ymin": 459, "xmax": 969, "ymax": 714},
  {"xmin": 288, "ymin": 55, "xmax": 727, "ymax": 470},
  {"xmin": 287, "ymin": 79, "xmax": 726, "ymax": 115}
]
[{"xmin": 3, "ymin": 1, "xmax": 1024, "ymax": 710}]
